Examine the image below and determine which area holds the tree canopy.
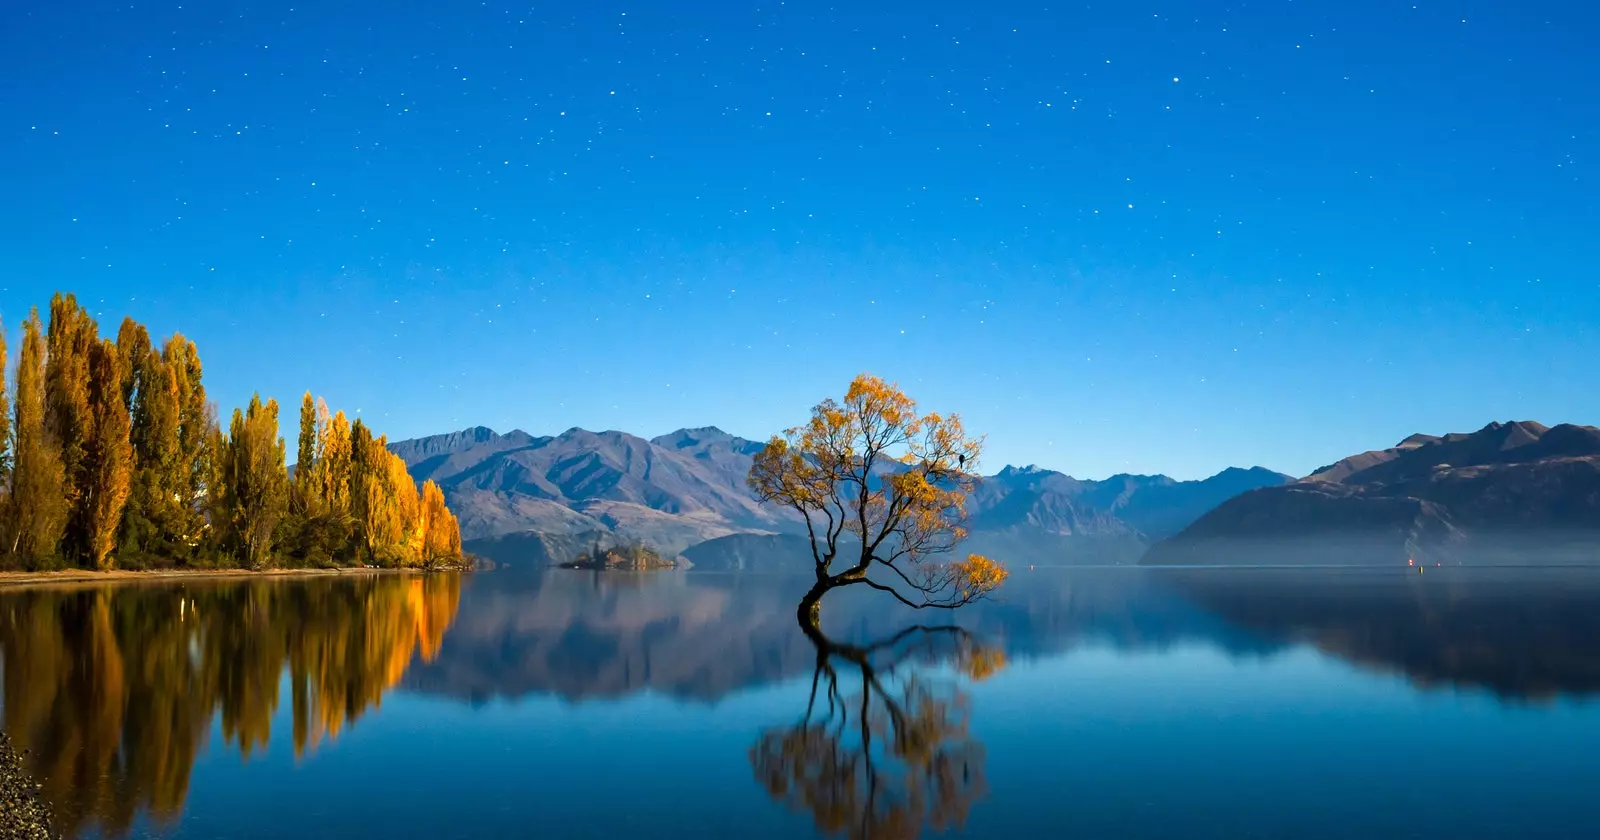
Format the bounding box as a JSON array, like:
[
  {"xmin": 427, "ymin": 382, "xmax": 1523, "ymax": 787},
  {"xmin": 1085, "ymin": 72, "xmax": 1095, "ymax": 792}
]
[{"xmin": 748, "ymin": 374, "xmax": 1008, "ymax": 626}]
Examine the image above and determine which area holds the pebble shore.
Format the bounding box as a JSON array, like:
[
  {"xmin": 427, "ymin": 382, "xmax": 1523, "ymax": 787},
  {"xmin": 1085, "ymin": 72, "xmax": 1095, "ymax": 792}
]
[{"xmin": 0, "ymin": 732, "xmax": 58, "ymax": 840}]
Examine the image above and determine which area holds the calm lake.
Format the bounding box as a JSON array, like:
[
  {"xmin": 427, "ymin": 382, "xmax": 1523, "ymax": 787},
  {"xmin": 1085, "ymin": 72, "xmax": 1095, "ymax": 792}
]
[{"xmin": 4, "ymin": 565, "xmax": 1599, "ymax": 839}]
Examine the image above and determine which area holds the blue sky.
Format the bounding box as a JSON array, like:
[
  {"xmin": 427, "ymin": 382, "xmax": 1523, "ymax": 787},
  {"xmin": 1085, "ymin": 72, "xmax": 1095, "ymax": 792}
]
[{"xmin": 2, "ymin": 0, "xmax": 1594, "ymax": 479}]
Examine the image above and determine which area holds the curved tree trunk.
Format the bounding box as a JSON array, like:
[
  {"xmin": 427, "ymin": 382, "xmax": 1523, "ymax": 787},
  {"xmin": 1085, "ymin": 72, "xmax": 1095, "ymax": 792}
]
[{"xmin": 797, "ymin": 581, "xmax": 830, "ymax": 633}]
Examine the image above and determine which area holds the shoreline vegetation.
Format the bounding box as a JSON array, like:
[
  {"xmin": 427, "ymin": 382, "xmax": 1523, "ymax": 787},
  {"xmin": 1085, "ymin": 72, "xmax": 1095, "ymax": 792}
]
[
  {"xmin": 0, "ymin": 292, "xmax": 466, "ymax": 575},
  {"xmin": 0, "ymin": 564, "xmax": 454, "ymax": 590}
]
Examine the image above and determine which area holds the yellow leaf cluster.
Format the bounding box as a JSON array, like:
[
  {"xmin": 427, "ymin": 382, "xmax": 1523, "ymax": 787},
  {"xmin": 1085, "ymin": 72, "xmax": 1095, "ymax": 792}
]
[{"xmin": 950, "ymin": 554, "xmax": 1009, "ymax": 602}]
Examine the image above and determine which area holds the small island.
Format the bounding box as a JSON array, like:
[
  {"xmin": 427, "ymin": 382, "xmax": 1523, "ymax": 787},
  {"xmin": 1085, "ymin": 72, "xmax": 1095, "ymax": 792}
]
[{"xmin": 558, "ymin": 541, "xmax": 678, "ymax": 571}]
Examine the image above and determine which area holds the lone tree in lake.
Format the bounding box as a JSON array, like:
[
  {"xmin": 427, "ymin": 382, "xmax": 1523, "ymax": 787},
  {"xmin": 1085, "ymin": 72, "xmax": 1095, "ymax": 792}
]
[{"xmin": 748, "ymin": 373, "xmax": 1008, "ymax": 630}]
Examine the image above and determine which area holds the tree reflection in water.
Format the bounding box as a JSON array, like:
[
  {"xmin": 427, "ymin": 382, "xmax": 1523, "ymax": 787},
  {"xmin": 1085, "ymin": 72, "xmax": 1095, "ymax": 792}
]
[
  {"xmin": 751, "ymin": 622, "xmax": 1005, "ymax": 840},
  {"xmin": 0, "ymin": 574, "xmax": 461, "ymax": 838}
]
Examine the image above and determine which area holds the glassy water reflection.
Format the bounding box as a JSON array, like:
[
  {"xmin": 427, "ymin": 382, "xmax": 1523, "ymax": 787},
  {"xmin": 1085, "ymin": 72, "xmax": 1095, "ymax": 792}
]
[
  {"xmin": 0, "ymin": 574, "xmax": 461, "ymax": 838},
  {"xmin": 3, "ymin": 566, "xmax": 1600, "ymax": 839}
]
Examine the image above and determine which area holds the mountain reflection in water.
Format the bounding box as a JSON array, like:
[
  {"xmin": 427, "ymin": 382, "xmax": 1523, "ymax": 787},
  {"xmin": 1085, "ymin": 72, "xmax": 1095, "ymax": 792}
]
[
  {"xmin": 3, "ymin": 565, "xmax": 1600, "ymax": 839},
  {"xmin": 403, "ymin": 566, "xmax": 1600, "ymax": 707}
]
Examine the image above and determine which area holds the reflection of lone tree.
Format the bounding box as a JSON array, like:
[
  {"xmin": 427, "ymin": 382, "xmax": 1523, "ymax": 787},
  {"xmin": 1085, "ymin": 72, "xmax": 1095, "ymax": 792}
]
[
  {"xmin": 750, "ymin": 623, "xmax": 1005, "ymax": 839},
  {"xmin": 749, "ymin": 374, "xmax": 1008, "ymax": 629}
]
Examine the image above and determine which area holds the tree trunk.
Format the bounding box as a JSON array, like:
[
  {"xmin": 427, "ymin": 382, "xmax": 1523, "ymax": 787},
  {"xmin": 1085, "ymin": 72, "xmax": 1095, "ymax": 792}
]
[{"xmin": 797, "ymin": 581, "xmax": 830, "ymax": 633}]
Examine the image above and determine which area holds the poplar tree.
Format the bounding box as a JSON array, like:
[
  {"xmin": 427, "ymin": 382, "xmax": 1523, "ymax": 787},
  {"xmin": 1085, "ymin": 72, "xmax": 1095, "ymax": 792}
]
[
  {"xmin": 83, "ymin": 340, "xmax": 132, "ymax": 569},
  {"xmin": 222, "ymin": 395, "xmax": 288, "ymax": 568},
  {"xmin": 165, "ymin": 336, "xmax": 210, "ymax": 550},
  {"xmin": 360, "ymin": 438, "xmax": 409, "ymax": 566},
  {"xmin": 203, "ymin": 422, "xmax": 230, "ymax": 559},
  {"xmin": 294, "ymin": 392, "xmax": 318, "ymax": 512},
  {"xmin": 420, "ymin": 480, "xmax": 461, "ymax": 567},
  {"xmin": 121, "ymin": 349, "xmax": 184, "ymax": 564},
  {"xmin": 9, "ymin": 310, "xmax": 69, "ymax": 564},
  {"xmin": 115, "ymin": 318, "xmax": 151, "ymax": 415},
  {"xmin": 46, "ymin": 292, "xmax": 98, "ymax": 564},
  {"xmin": 348, "ymin": 419, "xmax": 375, "ymax": 562},
  {"xmin": 316, "ymin": 404, "xmax": 353, "ymax": 520}
]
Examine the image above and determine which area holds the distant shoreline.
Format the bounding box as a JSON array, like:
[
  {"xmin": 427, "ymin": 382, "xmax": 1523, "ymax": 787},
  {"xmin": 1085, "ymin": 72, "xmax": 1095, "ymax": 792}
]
[{"xmin": 0, "ymin": 566, "xmax": 439, "ymax": 591}]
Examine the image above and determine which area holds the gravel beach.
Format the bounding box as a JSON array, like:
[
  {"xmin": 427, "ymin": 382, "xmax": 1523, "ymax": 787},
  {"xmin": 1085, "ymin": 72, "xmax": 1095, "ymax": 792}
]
[{"xmin": 0, "ymin": 732, "xmax": 57, "ymax": 840}]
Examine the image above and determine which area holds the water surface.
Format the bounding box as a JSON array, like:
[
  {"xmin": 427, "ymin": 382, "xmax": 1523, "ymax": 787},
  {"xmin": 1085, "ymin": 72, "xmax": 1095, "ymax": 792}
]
[{"xmin": 3, "ymin": 566, "xmax": 1599, "ymax": 839}]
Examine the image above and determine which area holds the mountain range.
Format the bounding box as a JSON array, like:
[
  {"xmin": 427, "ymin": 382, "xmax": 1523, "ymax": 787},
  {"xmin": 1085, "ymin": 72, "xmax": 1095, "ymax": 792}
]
[
  {"xmin": 1146, "ymin": 420, "xmax": 1600, "ymax": 565},
  {"xmin": 389, "ymin": 425, "xmax": 1292, "ymax": 567}
]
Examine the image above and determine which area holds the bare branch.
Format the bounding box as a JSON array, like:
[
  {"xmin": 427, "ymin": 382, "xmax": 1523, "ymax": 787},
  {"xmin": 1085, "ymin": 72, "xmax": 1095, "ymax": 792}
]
[{"xmin": 852, "ymin": 578, "xmax": 967, "ymax": 610}]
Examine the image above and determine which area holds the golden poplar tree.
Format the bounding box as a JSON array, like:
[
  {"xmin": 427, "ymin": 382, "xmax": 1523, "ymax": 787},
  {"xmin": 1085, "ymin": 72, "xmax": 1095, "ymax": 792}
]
[
  {"xmin": 83, "ymin": 340, "xmax": 133, "ymax": 569},
  {"xmin": 115, "ymin": 318, "xmax": 151, "ymax": 414},
  {"xmin": 222, "ymin": 395, "xmax": 289, "ymax": 568},
  {"xmin": 164, "ymin": 336, "xmax": 210, "ymax": 550},
  {"xmin": 294, "ymin": 392, "xmax": 318, "ymax": 514},
  {"xmin": 356, "ymin": 436, "xmax": 421, "ymax": 566},
  {"xmin": 315, "ymin": 402, "xmax": 353, "ymax": 519},
  {"xmin": 419, "ymin": 480, "xmax": 462, "ymax": 568},
  {"xmin": 8, "ymin": 310, "xmax": 69, "ymax": 565},
  {"xmin": 121, "ymin": 346, "xmax": 184, "ymax": 564},
  {"xmin": 202, "ymin": 422, "xmax": 230, "ymax": 558},
  {"xmin": 391, "ymin": 452, "xmax": 424, "ymax": 564},
  {"xmin": 46, "ymin": 292, "xmax": 99, "ymax": 565},
  {"xmin": 348, "ymin": 419, "xmax": 376, "ymax": 562}
]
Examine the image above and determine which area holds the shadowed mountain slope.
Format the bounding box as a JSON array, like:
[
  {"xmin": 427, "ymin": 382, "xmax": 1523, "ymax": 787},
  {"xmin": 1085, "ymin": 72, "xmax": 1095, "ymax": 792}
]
[{"xmin": 1147, "ymin": 421, "xmax": 1600, "ymax": 566}]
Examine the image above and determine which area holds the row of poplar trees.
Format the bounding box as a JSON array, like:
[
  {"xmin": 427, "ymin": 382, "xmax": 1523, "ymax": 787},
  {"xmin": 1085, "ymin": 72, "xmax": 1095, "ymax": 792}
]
[{"xmin": 0, "ymin": 292, "xmax": 463, "ymax": 572}]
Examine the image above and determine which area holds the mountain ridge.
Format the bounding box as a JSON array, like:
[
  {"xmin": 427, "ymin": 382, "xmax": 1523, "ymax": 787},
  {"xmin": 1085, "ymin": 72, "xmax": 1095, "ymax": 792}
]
[
  {"xmin": 392, "ymin": 424, "xmax": 1292, "ymax": 567},
  {"xmin": 1147, "ymin": 420, "xmax": 1600, "ymax": 566}
]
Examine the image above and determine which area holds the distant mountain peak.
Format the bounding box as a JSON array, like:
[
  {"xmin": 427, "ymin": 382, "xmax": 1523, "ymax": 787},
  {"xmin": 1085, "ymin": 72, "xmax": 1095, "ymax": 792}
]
[
  {"xmin": 555, "ymin": 427, "xmax": 633, "ymax": 441},
  {"xmin": 652, "ymin": 426, "xmax": 732, "ymax": 443},
  {"xmin": 679, "ymin": 425, "xmax": 731, "ymax": 436},
  {"xmin": 1212, "ymin": 466, "xmax": 1286, "ymax": 479},
  {"xmin": 650, "ymin": 426, "xmax": 766, "ymax": 453},
  {"xmin": 997, "ymin": 464, "xmax": 1052, "ymax": 477}
]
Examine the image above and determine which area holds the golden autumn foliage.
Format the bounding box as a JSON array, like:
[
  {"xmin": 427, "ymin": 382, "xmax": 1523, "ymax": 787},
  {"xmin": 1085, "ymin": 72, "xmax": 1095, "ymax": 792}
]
[
  {"xmin": 0, "ymin": 292, "xmax": 465, "ymax": 571},
  {"xmin": 0, "ymin": 574, "xmax": 462, "ymax": 836},
  {"xmin": 83, "ymin": 339, "xmax": 133, "ymax": 570},
  {"xmin": 6, "ymin": 309, "xmax": 69, "ymax": 563},
  {"xmin": 748, "ymin": 373, "xmax": 1008, "ymax": 624},
  {"xmin": 420, "ymin": 479, "xmax": 463, "ymax": 566},
  {"xmin": 221, "ymin": 395, "xmax": 290, "ymax": 569},
  {"xmin": 287, "ymin": 396, "xmax": 463, "ymax": 570}
]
